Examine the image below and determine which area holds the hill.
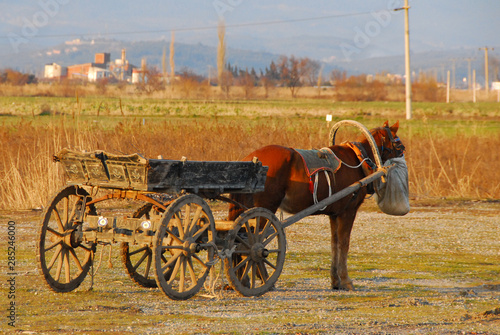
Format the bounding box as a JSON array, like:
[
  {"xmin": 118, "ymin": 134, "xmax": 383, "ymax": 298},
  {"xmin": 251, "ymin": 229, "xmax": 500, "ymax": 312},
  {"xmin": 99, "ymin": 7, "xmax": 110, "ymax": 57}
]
[{"xmin": 0, "ymin": 38, "xmax": 494, "ymax": 86}]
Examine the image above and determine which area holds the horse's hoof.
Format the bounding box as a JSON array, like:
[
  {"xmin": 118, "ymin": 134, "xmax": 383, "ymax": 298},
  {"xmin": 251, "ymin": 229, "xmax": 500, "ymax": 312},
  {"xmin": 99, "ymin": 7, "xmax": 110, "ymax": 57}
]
[
  {"xmin": 341, "ymin": 282, "xmax": 355, "ymax": 291},
  {"xmin": 331, "ymin": 282, "xmax": 354, "ymax": 291}
]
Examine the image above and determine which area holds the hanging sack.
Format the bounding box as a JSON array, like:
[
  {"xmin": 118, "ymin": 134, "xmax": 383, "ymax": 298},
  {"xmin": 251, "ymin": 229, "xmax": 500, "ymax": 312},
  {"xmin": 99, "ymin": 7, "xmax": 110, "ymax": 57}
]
[{"xmin": 374, "ymin": 156, "xmax": 410, "ymax": 216}]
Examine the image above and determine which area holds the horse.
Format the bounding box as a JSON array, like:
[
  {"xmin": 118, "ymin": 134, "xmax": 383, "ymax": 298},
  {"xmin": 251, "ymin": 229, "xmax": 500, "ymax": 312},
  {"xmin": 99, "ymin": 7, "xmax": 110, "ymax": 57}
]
[{"xmin": 228, "ymin": 121, "xmax": 405, "ymax": 290}]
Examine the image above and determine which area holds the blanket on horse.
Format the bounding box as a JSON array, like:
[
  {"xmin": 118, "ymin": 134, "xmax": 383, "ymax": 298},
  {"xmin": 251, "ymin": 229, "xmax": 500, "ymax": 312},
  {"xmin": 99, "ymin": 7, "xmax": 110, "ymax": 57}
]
[{"xmin": 294, "ymin": 148, "xmax": 341, "ymax": 195}]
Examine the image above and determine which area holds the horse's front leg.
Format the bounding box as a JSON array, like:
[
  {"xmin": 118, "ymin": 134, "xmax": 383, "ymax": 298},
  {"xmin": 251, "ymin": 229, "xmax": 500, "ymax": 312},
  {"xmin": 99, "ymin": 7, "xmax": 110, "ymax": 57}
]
[
  {"xmin": 329, "ymin": 215, "xmax": 341, "ymax": 289},
  {"xmin": 329, "ymin": 214, "xmax": 355, "ymax": 291}
]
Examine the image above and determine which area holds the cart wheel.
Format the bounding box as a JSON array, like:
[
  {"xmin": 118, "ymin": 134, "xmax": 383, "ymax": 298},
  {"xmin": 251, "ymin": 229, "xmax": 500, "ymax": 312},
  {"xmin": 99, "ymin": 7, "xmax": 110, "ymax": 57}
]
[
  {"xmin": 37, "ymin": 185, "xmax": 96, "ymax": 292},
  {"xmin": 121, "ymin": 203, "xmax": 159, "ymax": 288},
  {"xmin": 224, "ymin": 207, "xmax": 286, "ymax": 297},
  {"xmin": 152, "ymin": 194, "xmax": 216, "ymax": 300}
]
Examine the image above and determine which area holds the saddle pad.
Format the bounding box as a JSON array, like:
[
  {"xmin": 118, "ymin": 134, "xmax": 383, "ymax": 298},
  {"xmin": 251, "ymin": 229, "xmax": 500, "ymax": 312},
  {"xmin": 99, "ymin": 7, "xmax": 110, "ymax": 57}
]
[{"xmin": 294, "ymin": 147, "xmax": 341, "ymax": 177}]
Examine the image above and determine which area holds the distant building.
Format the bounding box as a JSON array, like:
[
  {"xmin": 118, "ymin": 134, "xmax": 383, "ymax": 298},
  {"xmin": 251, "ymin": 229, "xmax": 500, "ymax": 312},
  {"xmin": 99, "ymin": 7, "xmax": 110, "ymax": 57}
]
[
  {"xmin": 94, "ymin": 52, "xmax": 110, "ymax": 65},
  {"xmin": 132, "ymin": 68, "xmax": 142, "ymax": 84},
  {"xmin": 67, "ymin": 63, "xmax": 101, "ymax": 80},
  {"xmin": 88, "ymin": 66, "xmax": 112, "ymax": 82},
  {"xmin": 46, "ymin": 50, "xmax": 136, "ymax": 82},
  {"xmin": 44, "ymin": 63, "xmax": 67, "ymax": 79}
]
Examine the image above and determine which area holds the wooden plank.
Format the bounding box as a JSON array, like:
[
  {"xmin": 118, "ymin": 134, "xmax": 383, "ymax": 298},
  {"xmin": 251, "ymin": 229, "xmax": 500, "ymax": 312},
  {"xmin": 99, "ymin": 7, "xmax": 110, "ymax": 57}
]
[{"xmin": 214, "ymin": 220, "xmax": 235, "ymax": 231}]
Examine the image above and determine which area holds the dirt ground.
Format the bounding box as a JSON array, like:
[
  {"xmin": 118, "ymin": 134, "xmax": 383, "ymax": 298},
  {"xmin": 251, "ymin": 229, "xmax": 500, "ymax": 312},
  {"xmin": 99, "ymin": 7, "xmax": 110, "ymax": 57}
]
[{"xmin": 1, "ymin": 198, "xmax": 499, "ymax": 334}]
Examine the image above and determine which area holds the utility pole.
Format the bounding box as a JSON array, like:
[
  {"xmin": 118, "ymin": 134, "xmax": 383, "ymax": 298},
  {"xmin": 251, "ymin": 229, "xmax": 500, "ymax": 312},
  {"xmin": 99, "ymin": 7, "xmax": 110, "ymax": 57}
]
[
  {"xmin": 450, "ymin": 58, "xmax": 457, "ymax": 89},
  {"xmin": 395, "ymin": 0, "xmax": 412, "ymax": 120},
  {"xmin": 479, "ymin": 47, "xmax": 493, "ymax": 93},
  {"xmin": 403, "ymin": 0, "xmax": 411, "ymax": 120},
  {"xmin": 465, "ymin": 57, "xmax": 474, "ymax": 90},
  {"xmin": 472, "ymin": 69, "xmax": 476, "ymax": 102},
  {"xmin": 446, "ymin": 71, "xmax": 450, "ymax": 103}
]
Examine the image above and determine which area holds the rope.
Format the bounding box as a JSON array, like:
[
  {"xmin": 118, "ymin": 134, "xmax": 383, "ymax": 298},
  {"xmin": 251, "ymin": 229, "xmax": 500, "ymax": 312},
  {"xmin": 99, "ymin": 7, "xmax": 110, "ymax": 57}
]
[
  {"xmin": 340, "ymin": 156, "xmax": 372, "ymax": 169},
  {"xmin": 88, "ymin": 243, "xmax": 110, "ymax": 291},
  {"xmin": 201, "ymin": 242, "xmax": 237, "ymax": 300}
]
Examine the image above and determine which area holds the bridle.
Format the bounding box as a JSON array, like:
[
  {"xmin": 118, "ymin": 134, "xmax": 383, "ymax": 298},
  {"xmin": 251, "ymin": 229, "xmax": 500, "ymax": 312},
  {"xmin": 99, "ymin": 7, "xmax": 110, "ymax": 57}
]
[{"xmin": 380, "ymin": 127, "xmax": 405, "ymax": 159}]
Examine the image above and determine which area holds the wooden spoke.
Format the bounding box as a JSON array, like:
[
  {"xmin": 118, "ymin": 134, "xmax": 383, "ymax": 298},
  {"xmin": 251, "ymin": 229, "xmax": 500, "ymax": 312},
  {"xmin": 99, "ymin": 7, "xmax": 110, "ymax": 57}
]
[
  {"xmin": 68, "ymin": 248, "xmax": 84, "ymax": 272},
  {"xmin": 55, "ymin": 250, "xmax": 63, "ymax": 282},
  {"xmin": 132, "ymin": 251, "xmax": 150, "ymax": 272},
  {"xmin": 188, "ymin": 206, "xmax": 203, "ymax": 235},
  {"xmin": 262, "ymin": 231, "xmax": 279, "ymax": 247},
  {"xmin": 187, "ymin": 257, "xmax": 197, "ymax": 284},
  {"xmin": 128, "ymin": 245, "xmax": 149, "ymax": 257},
  {"xmin": 44, "ymin": 240, "xmax": 62, "ymax": 253},
  {"xmin": 143, "ymin": 254, "xmax": 152, "ymax": 279},
  {"xmin": 233, "ymin": 256, "xmax": 249, "ymax": 273},
  {"xmin": 53, "ymin": 207, "xmax": 65, "ymax": 233},
  {"xmin": 63, "ymin": 249, "xmax": 71, "ymax": 283},
  {"xmin": 167, "ymin": 257, "xmax": 182, "ymax": 285},
  {"xmin": 172, "ymin": 213, "xmax": 185, "ymax": 240},
  {"xmin": 161, "ymin": 252, "xmax": 181, "ymax": 274},
  {"xmin": 47, "ymin": 244, "xmax": 63, "ymax": 271},
  {"xmin": 63, "ymin": 197, "xmax": 69, "ymax": 229},
  {"xmin": 191, "ymin": 222, "xmax": 210, "ymax": 241}
]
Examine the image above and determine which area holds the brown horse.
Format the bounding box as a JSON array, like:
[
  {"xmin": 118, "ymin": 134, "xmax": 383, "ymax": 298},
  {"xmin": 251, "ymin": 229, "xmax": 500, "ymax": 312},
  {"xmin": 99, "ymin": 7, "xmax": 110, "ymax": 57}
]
[{"xmin": 229, "ymin": 121, "xmax": 405, "ymax": 290}]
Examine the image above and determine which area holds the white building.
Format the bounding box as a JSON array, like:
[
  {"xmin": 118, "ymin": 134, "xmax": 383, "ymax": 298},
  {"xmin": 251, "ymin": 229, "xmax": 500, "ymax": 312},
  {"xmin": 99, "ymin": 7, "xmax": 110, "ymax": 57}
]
[
  {"xmin": 88, "ymin": 66, "xmax": 112, "ymax": 82},
  {"xmin": 44, "ymin": 63, "xmax": 67, "ymax": 79}
]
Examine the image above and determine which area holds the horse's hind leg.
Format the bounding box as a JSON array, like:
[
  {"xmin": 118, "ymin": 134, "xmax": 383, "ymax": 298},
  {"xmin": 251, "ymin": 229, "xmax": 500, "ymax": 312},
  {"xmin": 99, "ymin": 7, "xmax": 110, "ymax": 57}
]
[{"xmin": 329, "ymin": 214, "xmax": 355, "ymax": 291}]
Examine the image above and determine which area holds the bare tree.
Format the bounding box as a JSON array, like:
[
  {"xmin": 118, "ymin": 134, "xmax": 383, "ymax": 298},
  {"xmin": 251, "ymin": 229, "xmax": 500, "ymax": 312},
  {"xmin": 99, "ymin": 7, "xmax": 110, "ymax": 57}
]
[
  {"xmin": 136, "ymin": 66, "xmax": 164, "ymax": 94},
  {"xmin": 217, "ymin": 20, "xmax": 226, "ymax": 91},
  {"xmin": 162, "ymin": 45, "xmax": 167, "ymax": 87},
  {"xmin": 278, "ymin": 55, "xmax": 305, "ymax": 98},
  {"xmin": 170, "ymin": 31, "xmax": 175, "ymax": 85},
  {"xmin": 330, "ymin": 69, "xmax": 347, "ymax": 85},
  {"xmin": 240, "ymin": 69, "xmax": 255, "ymax": 99}
]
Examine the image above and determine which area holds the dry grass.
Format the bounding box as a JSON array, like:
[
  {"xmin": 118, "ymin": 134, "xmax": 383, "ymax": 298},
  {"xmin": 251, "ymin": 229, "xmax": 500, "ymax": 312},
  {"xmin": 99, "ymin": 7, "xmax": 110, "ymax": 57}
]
[
  {"xmin": 0, "ymin": 103, "xmax": 499, "ymax": 210},
  {"xmin": 3, "ymin": 81, "xmax": 500, "ymax": 102}
]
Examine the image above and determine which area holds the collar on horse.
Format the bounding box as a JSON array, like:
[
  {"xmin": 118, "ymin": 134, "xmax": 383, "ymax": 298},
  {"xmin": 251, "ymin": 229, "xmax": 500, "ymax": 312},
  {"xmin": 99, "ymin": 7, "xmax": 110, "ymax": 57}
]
[
  {"xmin": 345, "ymin": 141, "xmax": 377, "ymax": 177},
  {"xmin": 344, "ymin": 141, "xmax": 377, "ymax": 195}
]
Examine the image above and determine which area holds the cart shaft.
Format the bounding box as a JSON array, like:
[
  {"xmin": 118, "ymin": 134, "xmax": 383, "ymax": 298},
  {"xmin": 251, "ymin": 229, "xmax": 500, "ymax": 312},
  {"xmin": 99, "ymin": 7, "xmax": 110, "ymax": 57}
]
[{"xmin": 281, "ymin": 167, "xmax": 391, "ymax": 229}]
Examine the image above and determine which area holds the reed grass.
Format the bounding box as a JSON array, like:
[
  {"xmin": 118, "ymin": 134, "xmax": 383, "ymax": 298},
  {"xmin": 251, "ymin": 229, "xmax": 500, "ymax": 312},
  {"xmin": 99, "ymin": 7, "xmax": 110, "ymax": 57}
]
[{"xmin": 1, "ymin": 108, "xmax": 499, "ymax": 209}]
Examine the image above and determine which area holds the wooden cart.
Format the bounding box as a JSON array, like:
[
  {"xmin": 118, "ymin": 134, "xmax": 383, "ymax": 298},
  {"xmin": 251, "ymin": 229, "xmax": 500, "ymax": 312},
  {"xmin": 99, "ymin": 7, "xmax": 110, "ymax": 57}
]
[{"xmin": 37, "ymin": 122, "xmax": 395, "ymax": 300}]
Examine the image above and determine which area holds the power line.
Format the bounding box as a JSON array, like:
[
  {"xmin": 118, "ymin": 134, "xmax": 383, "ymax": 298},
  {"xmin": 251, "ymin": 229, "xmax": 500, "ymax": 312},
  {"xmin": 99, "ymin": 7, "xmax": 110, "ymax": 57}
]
[{"xmin": 0, "ymin": 10, "xmax": 376, "ymax": 40}]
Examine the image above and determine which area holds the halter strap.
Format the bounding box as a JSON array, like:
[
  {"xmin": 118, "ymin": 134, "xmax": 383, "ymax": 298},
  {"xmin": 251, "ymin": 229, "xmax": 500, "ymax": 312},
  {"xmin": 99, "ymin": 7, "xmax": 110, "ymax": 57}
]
[{"xmin": 383, "ymin": 127, "xmax": 405, "ymax": 157}]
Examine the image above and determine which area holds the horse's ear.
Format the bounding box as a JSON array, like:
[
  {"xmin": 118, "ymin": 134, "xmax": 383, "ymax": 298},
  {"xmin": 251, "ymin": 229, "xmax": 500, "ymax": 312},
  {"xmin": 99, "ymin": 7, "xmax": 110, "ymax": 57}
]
[
  {"xmin": 390, "ymin": 120, "xmax": 400, "ymax": 133},
  {"xmin": 383, "ymin": 120, "xmax": 389, "ymax": 128}
]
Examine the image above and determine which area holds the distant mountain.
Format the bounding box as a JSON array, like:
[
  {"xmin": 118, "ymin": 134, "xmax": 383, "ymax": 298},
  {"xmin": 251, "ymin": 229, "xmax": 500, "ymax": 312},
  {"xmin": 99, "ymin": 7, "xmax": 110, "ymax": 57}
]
[
  {"xmin": 0, "ymin": 38, "xmax": 495, "ymax": 86},
  {"xmin": 0, "ymin": 38, "xmax": 283, "ymax": 77}
]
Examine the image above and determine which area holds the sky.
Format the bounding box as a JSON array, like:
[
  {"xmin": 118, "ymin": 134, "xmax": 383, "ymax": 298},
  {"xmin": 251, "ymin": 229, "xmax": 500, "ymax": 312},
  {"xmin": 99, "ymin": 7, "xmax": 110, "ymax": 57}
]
[{"xmin": 0, "ymin": 0, "xmax": 499, "ymax": 62}]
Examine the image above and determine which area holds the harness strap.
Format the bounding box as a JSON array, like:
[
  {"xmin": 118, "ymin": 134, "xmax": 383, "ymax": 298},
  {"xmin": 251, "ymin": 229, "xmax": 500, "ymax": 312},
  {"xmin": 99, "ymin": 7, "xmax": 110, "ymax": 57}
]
[
  {"xmin": 313, "ymin": 170, "xmax": 332, "ymax": 210},
  {"xmin": 345, "ymin": 142, "xmax": 376, "ymax": 177},
  {"xmin": 345, "ymin": 142, "xmax": 376, "ymax": 195}
]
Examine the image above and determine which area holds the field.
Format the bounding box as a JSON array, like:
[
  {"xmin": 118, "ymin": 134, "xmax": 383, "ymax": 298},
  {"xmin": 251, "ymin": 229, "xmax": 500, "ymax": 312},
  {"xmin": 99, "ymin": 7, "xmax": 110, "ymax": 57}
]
[
  {"xmin": 2, "ymin": 200, "xmax": 499, "ymax": 334},
  {"xmin": 0, "ymin": 95, "xmax": 499, "ymax": 334}
]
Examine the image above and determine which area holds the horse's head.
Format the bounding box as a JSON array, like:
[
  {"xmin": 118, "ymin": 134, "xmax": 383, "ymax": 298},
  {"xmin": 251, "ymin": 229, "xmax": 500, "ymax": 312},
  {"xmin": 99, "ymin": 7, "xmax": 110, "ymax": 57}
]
[{"xmin": 369, "ymin": 121, "xmax": 405, "ymax": 162}]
